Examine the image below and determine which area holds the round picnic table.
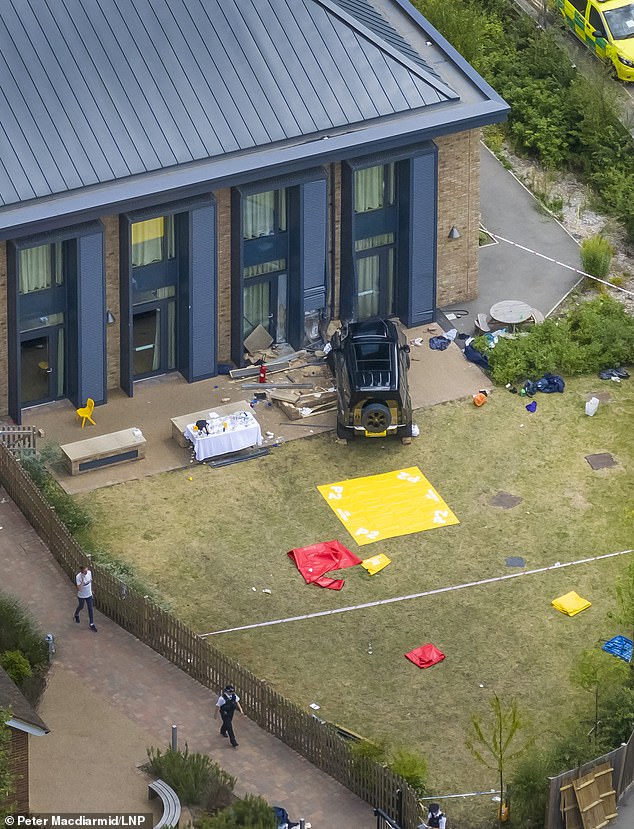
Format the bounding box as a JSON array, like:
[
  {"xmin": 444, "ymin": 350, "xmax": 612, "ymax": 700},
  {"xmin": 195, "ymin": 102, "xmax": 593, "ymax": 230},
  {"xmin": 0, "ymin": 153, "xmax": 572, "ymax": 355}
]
[{"xmin": 490, "ymin": 299, "xmax": 533, "ymax": 326}]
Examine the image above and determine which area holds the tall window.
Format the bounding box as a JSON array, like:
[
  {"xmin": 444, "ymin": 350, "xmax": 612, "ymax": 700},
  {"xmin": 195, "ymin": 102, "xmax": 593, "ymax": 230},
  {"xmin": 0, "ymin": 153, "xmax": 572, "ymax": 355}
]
[
  {"xmin": 132, "ymin": 216, "xmax": 175, "ymax": 268},
  {"xmin": 19, "ymin": 243, "xmax": 63, "ymax": 294},
  {"xmin": 354, "ymin": 164, "xmax": 395, "ymax": 213},
  {"xmin": 243, "ymin": 190, "xmax": 287, "ymax": 239}
]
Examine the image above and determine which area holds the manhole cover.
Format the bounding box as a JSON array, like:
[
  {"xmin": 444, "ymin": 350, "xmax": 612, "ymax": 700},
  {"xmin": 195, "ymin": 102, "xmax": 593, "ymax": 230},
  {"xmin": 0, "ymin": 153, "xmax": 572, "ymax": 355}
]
[
  {"xmin": 585, "ymin": 453, "xmax": 617, "ymax": 470},
  {"xmin": 489, "ymin": 491, "xmax": 523, "ymax": 509},
  {"xmin": 505, "ymin": 556, "xmax": 526, "ymax": 568}
]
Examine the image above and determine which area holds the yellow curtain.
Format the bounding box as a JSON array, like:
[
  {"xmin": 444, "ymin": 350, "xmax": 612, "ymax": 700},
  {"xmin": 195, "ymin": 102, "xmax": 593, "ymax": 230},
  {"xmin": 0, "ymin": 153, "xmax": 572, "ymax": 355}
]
[{"xmin": 132, "ymin": 218, "xmax": 164, "ymax": 267}]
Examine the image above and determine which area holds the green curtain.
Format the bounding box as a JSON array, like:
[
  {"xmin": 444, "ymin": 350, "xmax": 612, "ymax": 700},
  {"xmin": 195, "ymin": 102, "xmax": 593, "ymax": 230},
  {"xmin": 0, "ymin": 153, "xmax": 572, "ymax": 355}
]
[
  {"xmin": 357, "ymin": 255, "xmax": 380, "ymax": 319},
  {"xmin": 19, "ymin": 245, "xmax": 51, "ymax": 293},
  {"xmin": 243, "ymin": 192, "xmax": 275, "ymax": 239}
]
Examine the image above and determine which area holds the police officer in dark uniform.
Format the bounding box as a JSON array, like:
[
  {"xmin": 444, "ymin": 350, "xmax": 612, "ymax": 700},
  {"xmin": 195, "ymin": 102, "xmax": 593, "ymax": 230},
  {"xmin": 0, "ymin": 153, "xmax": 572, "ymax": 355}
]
[{"xmin": 214, "ymin": 683, "xmax": 245, "ymax": 747}]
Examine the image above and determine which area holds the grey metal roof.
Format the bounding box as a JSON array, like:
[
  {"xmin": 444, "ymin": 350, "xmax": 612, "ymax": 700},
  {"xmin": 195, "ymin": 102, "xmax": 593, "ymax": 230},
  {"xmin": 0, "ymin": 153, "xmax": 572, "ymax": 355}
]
[
  {"xmin": 0, "ymin": 0, "xmax": 459, "ymax": 210},
  {"xmin": 0, "ymin": 667, "xmax": 49, "ymax": 735}
]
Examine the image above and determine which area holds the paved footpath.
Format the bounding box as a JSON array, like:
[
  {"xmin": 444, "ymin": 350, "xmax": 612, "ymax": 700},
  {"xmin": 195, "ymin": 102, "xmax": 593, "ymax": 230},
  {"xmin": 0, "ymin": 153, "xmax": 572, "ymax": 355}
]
[{"xmin": 0, "ymin": 488, "xmax": 373, "ymax": 826}]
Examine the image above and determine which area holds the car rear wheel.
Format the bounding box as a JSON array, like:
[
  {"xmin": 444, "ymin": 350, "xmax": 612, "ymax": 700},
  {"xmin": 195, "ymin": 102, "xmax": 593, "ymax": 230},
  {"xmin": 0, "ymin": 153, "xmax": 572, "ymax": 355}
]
[{"xmin": 361, "ymin": 403, "xmax": 391, "ymax": 433}]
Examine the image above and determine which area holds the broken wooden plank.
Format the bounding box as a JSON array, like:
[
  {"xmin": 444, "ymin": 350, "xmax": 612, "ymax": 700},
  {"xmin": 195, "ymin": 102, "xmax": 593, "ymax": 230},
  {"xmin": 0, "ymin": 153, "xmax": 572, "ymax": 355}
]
[
  {"xmin": 229, "ymin": 361, "xmax": 291, "ymax": 380},
  {"xmin": 242, "ymin": 382, "xmax": 314, "ymax": 390}
]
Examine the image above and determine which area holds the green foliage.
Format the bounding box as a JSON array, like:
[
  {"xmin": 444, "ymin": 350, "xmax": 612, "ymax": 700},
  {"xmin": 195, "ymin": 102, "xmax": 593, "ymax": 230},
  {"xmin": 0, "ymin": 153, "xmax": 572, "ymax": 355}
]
[
  {"xmin": 0, "ymin": 593, "xmax": 47, "ymax": 672},
  {"xmin": 350, "ymin": 737, "xmax": 387, "ymax": 763},
  {"xmin": 195, "ymin": 795, "xmax": 277, "ymax": 829},
  {"xmin": 598, "ymin": 681, "xmax": 634, "ymax": 748},
  {"xmin": 0, "ymin": 709, "xmax": 16, "ymax": 818},
  {"xmin": 478, "ymin": 296, "xmax": 634, "ymax": 384},
  {"xmin": 387, "ymin": 748, "xmax": 428, "ymax": 794},
  {"xmin": 20, "ymin": 450, "xmax": 91, "ymax": 535},
  {"xmin": 507, "ymin": 748, "xmax": 551, "ymax": 829},
  {"xmin": 146, "ymin": 746, "xmax": 235, "ymax": 809},
  {"xmin": 421, "ymin": 0, "xmax": 634, "ymax": 241},
  {"xmin": 0, "ymin": 650, "xmax": 33, "ymax": 684},
  {"xmin": 570, "ymin": 648, "xmax": 629, "ymax": 694},
  {"xmin": 580, "ymin": 235, "xmax": 614, "ymax": 281},
  {"xmin": 466, "ymin": 693, "xmax": 531, "ymax": 817}
]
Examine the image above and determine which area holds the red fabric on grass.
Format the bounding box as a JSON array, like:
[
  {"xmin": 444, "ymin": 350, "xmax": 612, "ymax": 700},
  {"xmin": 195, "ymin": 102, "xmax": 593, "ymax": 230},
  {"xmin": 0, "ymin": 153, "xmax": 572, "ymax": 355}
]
[
  {"xmin": 405, "ymin": 644, "xmax": 446, "ymax": 669},
  {"xmin": 288, "ymin": 540, "xmax": 363, "ymax": 590}
]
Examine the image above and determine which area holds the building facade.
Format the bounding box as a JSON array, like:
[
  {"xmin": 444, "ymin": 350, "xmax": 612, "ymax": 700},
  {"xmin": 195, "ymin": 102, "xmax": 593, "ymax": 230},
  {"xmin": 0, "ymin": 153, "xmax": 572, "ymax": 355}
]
[{"xmin": 0, "ymin": 0, "xmax": 507, "ymax": 423}]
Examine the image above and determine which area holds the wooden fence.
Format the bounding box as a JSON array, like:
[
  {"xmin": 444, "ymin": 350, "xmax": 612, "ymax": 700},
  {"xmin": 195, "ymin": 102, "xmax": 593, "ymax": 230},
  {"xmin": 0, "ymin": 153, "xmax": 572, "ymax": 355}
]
[
  {"xmin": 0, "ymin": 424, "xmax": 37, "ymax": 453},
  {"xmin": 546, "ymin": 728, "xmax": 634, "ymax": 828},
  {"xmin": 0, "ymin": 442, "xmax": 421, "ymax": 828}
]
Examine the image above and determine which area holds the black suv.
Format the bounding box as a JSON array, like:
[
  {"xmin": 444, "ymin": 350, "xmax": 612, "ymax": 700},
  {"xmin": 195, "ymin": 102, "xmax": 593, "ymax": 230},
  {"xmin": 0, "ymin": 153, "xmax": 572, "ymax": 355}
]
[{"xmin": 329, "ymin": 318, "xmax": 413, "ymax": 441}]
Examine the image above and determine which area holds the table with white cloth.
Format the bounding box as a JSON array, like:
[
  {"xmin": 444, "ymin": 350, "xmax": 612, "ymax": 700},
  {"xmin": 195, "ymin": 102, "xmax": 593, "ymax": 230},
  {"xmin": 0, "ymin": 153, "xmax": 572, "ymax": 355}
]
[{"xmin": 183, "ymin": 410, "xmax": 262, "ymax": 461}]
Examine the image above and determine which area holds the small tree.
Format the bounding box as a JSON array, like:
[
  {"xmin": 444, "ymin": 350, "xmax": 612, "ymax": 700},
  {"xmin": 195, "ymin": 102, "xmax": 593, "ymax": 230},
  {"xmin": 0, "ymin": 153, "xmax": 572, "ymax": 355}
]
[
  {"xmin": 466, "ymin": 694, "xmax": 531, "ymax": 826},
  {"xmin": 570, "ymin": 649, "xmax": 629, "ymax": 745}
]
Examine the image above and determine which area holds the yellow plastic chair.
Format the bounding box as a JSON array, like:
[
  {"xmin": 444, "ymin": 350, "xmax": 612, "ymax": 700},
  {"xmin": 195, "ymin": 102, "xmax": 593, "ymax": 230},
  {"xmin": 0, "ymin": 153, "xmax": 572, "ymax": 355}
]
[{"xmin": 76, "ymin": 398, "xmax": 96, "ymax": 428}]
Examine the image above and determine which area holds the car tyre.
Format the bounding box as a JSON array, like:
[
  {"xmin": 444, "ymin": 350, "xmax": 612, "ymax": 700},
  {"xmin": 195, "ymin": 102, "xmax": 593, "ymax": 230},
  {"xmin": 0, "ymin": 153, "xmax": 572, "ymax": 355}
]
[{"xmin": 361, "ymin": 402, "xmax": 391, "ymax": 433}]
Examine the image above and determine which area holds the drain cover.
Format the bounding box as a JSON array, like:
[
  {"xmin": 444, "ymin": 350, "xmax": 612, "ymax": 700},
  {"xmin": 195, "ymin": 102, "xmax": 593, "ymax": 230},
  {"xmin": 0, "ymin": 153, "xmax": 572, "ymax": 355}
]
[
  {"xmin": 489, "ymin": 492, "xmax": 523, "ymax": 509},
  {"xmin": 585, "ymin": 453, "xmax": 617, "ymax": 470}
]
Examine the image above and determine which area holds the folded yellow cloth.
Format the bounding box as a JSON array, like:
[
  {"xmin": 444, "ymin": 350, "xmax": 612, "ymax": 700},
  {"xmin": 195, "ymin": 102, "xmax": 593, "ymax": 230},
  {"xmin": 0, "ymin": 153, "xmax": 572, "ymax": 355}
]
[
  {"xmin": 552, "ymin": 591, "xmax": 591, "ymax": 617},
  {"xmin": 361, "ymin": 554, "xmax": 391, "ymax": 576}
]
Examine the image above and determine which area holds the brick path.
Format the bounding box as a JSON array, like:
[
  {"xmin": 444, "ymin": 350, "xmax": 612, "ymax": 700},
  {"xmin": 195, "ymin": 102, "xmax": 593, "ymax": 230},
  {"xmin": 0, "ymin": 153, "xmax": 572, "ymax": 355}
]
[{"xmin": 0, "ymin": 488, "xmax": 372, "ymax": 826}]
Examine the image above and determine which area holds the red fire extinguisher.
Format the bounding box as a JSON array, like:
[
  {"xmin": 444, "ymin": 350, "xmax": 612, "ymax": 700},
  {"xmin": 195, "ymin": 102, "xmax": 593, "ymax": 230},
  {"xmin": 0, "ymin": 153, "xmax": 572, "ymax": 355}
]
[{"xmin": 258, "ymin": 364, "xmax": 267, "ymax": 384}]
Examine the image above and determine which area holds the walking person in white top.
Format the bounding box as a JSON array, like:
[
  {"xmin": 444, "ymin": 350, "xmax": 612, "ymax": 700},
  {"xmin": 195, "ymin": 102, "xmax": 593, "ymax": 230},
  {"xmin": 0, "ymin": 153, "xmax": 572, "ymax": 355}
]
[{"xmin": 74, "ymin": 565, "xmax": 97, "ymax": 632}]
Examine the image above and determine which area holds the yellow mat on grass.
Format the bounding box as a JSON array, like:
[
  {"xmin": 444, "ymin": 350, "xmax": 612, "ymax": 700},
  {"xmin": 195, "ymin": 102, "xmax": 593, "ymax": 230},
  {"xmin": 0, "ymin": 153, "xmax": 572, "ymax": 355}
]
[
  {"xmin": 552, "ymin": 591, "xmax": 592, "ymax": 616},
  {"xmin": 318, "ymin": 467, "xmax": 459, "ymax": 545}
]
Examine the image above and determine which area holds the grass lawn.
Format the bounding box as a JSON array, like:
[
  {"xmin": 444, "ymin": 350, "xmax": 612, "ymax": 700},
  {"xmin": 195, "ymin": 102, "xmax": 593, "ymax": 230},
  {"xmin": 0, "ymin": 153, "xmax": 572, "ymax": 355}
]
[{"xmin": 78, "ymin": 374, "xmax": 633, "ymax": 822}]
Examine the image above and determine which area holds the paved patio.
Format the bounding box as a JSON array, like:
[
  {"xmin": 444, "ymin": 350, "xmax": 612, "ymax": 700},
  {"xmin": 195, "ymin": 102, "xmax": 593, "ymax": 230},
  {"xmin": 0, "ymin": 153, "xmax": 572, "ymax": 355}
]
[{"xmin": 22, "ymin": 322, "xmax": 486, "ymax": 494}]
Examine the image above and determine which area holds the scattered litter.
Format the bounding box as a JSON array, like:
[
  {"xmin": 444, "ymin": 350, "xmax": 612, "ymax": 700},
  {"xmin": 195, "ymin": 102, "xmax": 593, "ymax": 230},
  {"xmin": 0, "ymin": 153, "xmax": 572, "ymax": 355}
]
[
  {"xmin": 262, "ymin": 588, "xmax": 271, "ymax": 594},
  {"xmin": 187, "ymin": 476, "xmax": 193, "ymax": 481},
  {"xmin": 251, "ymin": 587, "xmax": 257, "ymax": 592},
  {"xmin": 429, "ymin": 335, "xmax": 450, "ymax": 350},
  {"xmin": 265, "ymin": 431, "xmax": 274, "ymax": 438},
  {"xmin": 221, "ymin": 397, "xmax": 230, "ymax": 403},
  {"xmin": 525, "ymin": 401, "xmax": 537, "ymax": 413},
  {"xmin": 473, "ymin": 392, "xmax": 487, "ymax": 407},
  {"xmin": 367, "ymin": 642, "xmax": 373, "ymax": 654},
  {"xmin": 479, "ymin": 683, "xmax": 485, "ymax": 688},
  {"xmin": 131, "ymin": 427, "xmax": 143, "ymax": 437},
  {"xmin": 585, "ymin": 397, "xmax": 600, "ymax": 416},
  {"xmin": 599, "ymin": 367, "xmax": 629, "ymax": 381},
  {"xmin": 522, "ymin": 374, "xmax": 565, "ymax": 395},
  {"xmin": 410, "ymin": 337, "xmax": 423, "ymax": 346},
  {"xmin": 445, "ymin": 328, "xmax": 458, "ymax": 341},
  {"xmin": 411, "ymin": 423, "xmax": 420, "ymax": 437},
  {"xmin": 309, "ymin": 702, "xmax": 321, "ymax": 710}
]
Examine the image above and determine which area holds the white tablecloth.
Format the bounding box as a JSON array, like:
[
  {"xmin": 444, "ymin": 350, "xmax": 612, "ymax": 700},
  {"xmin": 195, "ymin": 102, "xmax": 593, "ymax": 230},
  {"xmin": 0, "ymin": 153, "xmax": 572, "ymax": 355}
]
[{"xmin": 183, "ymin": 411, "xmax": 262, "ymax": 461}]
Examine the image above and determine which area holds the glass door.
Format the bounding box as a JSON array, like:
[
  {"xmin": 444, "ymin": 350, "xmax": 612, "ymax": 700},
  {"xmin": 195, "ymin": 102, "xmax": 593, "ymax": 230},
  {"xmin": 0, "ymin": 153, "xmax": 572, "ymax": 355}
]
[
  {"xmin": 243, "ymin": 272, "xmax": 287, "ymax": 344},
  {"xmin": 132, "ymin": 300, "xmax": 176, "ymax": 379},
  {"xmin": 20, "ymin": 329, "xmax": 64, "ymax": 407},
  {"xmin": 356, "ymin": 247, "xmax": 395, "ymax": 320}
]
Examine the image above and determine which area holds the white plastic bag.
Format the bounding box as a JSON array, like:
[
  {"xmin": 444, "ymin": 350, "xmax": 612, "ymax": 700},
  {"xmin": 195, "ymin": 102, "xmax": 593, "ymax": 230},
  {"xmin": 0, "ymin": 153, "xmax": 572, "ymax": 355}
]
[{"xmin": 585, "ymin": 397, "xmax": 599, "ymax": 417}]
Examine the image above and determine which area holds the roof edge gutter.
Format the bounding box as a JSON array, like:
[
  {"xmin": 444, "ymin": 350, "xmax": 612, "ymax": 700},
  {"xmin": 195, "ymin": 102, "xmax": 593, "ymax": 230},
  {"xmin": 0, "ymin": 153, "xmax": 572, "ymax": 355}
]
[{"xmin": 0, "ymin": 100, "xmax": 508, "ymax": 240}]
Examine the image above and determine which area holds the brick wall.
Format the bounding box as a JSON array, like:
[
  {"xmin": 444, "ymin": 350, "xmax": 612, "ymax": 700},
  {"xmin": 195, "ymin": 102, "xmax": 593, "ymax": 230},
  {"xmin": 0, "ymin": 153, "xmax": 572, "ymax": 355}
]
[
  {"xmin": 102, "ymin": 216, "xmax": 121, "ymax": 391},
  {"xmin": 214, "ymin": 189, "xmax": 232, "ymax": 364},
  {"xmin": 435, "ymin": 128, "xmax": 481, "ymax": 305},
  {"xmin": 0, "ymin": 242, "xmax": 7, "ymax": 418},
  {"xmin": 9, "ymin": 728, "xmax": 29, "ymax": 813}
]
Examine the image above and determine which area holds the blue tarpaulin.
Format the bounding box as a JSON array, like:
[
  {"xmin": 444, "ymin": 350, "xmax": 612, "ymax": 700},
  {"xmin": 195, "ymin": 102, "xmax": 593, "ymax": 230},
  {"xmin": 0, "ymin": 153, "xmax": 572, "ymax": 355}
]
[{"xmin": 602, "ymin": 635, "xmax": 633, "ymax": 663}]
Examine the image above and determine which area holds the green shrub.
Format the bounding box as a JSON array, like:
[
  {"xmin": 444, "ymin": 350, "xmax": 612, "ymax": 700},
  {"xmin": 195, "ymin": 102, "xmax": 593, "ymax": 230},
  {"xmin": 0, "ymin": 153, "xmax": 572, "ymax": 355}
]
[
  {"xmin": 20, "ymin": 450, "xmax": 92, "ymax": 535},
  {"xmin": 0, "ymin": 651, "xmax": 32, "ymax": 684},
  {"xmin": 477, "ymin": 296, "xmax": 634, "ymax": 384},
  {"xmin": 580, "ymin": 235, "xmax": 614, "ymax": 282},
  {"xmin": 350, "ymin": 737, "xmax": 387, "ymax": 764},
  {"xmin": 507, "ymin": 748, "xmax": 551, "ymax": 828},
  {"xmin": 146, "ymin": 746, "xmax": 235, "ymax": 809},
  {"xmin": 387, "ymin": 748, "xmax": 428, "ymax": 794},
  {"xmin": 195, "ymin": 795, "xmax": 277, "ymax": 829},
  {"xmin": 0, "ymin": 593, "xmax": 47, "ymax": 671}
]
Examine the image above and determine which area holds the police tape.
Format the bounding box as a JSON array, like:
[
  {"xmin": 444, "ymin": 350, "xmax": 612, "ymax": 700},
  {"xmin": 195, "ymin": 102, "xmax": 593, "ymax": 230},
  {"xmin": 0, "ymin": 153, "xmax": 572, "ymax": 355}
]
[{"xmin": 199, "ymin": 548, "xmax": 633, "ymax": 636}]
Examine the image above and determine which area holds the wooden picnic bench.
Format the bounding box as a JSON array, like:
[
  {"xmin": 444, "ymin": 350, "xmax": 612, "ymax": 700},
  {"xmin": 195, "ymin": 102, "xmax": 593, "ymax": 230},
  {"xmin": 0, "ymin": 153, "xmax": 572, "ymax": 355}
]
[
  {"xmin": 148, "ymin": 778, "xmax": 181, "ymax": 829},
  {"xmin": 60, "ymin": 428, "xmax": 146, "ymax": 475}
]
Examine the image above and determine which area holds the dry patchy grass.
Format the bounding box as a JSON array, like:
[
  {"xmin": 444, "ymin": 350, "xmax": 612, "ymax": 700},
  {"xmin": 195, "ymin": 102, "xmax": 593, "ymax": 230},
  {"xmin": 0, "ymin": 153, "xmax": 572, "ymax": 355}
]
[{"xmin": 79, "ymin": 374, "xmax": 634, "ymax": 814}]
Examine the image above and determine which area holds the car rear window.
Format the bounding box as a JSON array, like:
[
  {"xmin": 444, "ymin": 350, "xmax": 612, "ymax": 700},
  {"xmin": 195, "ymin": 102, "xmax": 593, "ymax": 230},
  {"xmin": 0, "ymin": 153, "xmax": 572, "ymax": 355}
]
[{"xmin": 352, "ymin": 341, "xmax": 394, "ymax": 389}]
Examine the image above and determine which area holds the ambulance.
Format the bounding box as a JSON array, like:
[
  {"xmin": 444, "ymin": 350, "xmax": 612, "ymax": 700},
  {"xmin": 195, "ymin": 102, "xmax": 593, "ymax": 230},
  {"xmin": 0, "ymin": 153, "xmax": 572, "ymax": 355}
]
[{"xmin": 556, "ymin": 0, "xmax": 634, "ymax": 81}]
